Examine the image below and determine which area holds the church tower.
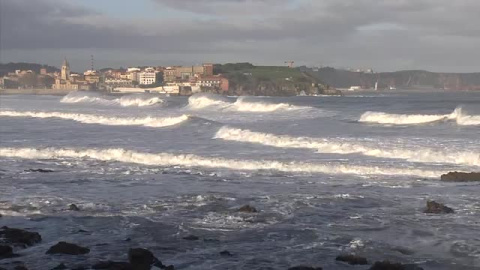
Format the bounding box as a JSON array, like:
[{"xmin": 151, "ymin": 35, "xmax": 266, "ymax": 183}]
[{"xmin": 61, "ymin": 57, "xmax": 70, "ymax": 81}]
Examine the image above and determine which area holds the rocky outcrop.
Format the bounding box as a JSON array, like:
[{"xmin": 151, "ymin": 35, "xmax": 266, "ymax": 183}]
[
  {"xmin": 424, "ymin": 201, "xmax": 454, "ymax": 214},
  {"xmin": 92, "ymin": 261, "xmax": 133, "ymax": 270},
  {"xmin": 369, "ymin": 261, "xmax": 424, "ymax": 270},
  {"xmin": 237, "ymin": 205, "xmax": 258, "ymax": 213},
  {"xmin": 335, "ymin": 254, "xmax": 368, "ymax": 265},
  {"xmin": 288, "ymin": 266, "xmax": 323, "ymax": 270},
  {"xmin": 68, "ymin": 204, "xmax": 80, "ymax": 211},
  {"xmin": 24, "ymin": 168, "xmax": 54, "ymax": 173},
  {"xmin": 51, "ymin": 263, "xmax": 68, "ymax": 270},
  {"xmin": 0, "ymin": 245, "xmax": 19, "ymax": 259},
  {"xmin": 0, "ymin": 227, "xmax": 42, "ymax": 247},
  {"xmin": 182, "ymin": 235, "xmax": 199, "ymax": 241},
  {"xmin": 46, "ymin": 242, "xmax": 90, "ymax": 255},
  {"xmin": 220, "ymin": 250, "xmax": 233, "ymax": 256},
  {"xmin": 440, "ymin": 172, "xmax": 480, "ymax": 182}
]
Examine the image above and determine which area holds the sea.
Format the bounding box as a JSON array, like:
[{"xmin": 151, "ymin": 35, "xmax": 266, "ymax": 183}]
[{"xmin": 0, "ymin": 91, "xmax": 479, "ymax": 269}]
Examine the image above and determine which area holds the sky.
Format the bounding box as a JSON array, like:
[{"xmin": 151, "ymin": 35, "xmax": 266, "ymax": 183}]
[{"xmin": 1, "ymin": 0, "xmax": 480, "ymax": 72}]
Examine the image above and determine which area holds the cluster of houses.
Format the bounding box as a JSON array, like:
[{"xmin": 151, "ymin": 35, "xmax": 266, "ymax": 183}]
[{"xmin": 1, "ymin": 58, "xmax": 230, "ymax": 96}]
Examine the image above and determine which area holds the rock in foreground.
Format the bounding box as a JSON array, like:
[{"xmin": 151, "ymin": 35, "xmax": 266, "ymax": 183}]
[
  {"xmin": 237, "ymin": 205, "xmax": 258, "ymax": 213},
  {"xmin": 441, "ymin": 172, "xmax": 480, "ymax": 182},
  {"xmin": 0, "ymin": 245, "xmax": 19, "ymax": 259},
  {"xmin": 46, "ymin": 242, "xmax": 90, "ymax": 255},
  {"xmin": 288, "ymin": 266, "xmax": 322, "ymax": 270},
  {"xmin": 335, "ymin": 254, "xmax": 368, "ymax": 265},
  {"xmin": 370, "ymin": 261, "xmax": 424, "ymax": 270},
  {"xmin": 424, "ymin": 200, "xmax": 454, "ymax": 214},
  {"xmin": 0, "ymin": 227, "xmax": 42, "ymax": 247}
]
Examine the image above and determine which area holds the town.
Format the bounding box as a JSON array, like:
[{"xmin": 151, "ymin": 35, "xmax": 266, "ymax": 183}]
[{"xmin": 0, "ymin": 58, "xmax": 229, "ymax": 96}]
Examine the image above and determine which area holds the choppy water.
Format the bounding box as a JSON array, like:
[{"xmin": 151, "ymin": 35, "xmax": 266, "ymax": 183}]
[{"xmin": 1, "ymin": 91, "xmax": 480, "ymax": 269}]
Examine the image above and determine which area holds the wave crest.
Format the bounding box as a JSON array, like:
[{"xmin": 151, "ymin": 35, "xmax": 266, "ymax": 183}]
[
  {"xmin": 0, "ymin": 111, "xmax": 188, "ymax": 128},
  {"xmin": 214, "ymin": 126, "xmax": 480, "ymax": 167},
  {"xmin": 359, "ymin": 107, "xmax": 480, "ymax": 126},
  {"xmin": 61, "ymin": 92, "xmax": 164, "ymax": 107},
  {"xmin": 0, "ymin": 147, "xmax": 440, "ymax": 178},
  {"xmin": 187, "ymin": 93, "xmax": 308, "ymax": 113}
]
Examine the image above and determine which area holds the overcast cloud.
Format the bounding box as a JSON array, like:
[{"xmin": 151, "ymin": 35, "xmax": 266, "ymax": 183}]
[{"xmin": 1, "ymin": 0, "xmax": 480, "ymax": 72}]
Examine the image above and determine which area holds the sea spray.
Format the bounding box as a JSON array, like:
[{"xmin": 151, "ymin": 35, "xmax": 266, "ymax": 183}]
[
  {"xmin": 359, "ymin": 107, "xmax": 480, "ymax": 126},
  {"xmin": 61, "ymin": 92, "xmax": 164, "ymax": 107},
  {"xmin": 214, "ymin": 126, "xmax": 480, "ymax": 167},
  {"xmin": 0, "ymin": 111, "xmax": 189, "ymax": 128},
  {"xmin": 0, "ymin": 147, "xmax": 440, "ymax": 178}
]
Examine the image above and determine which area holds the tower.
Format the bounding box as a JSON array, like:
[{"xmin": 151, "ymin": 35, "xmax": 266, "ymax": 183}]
[{"xmin": 61, "ymin": 57, "xmax": 70, "ymax": 81}]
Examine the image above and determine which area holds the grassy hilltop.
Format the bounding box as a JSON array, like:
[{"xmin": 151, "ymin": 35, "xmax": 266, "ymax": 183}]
[{"xmin": 214, "ymin": 63, "xmax": 326, "ymax": 96}]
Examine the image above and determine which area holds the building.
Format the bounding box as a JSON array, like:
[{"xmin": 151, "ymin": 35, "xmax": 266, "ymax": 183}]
[
  {"xmin": 52, "ymin": 58, "xmax": 84, "ymax": 90},
  {"xmin": 84, "ymin": 70, "xmax": 100, "ymax": 84},
  {"xmin": 198, "ymin": 75, "xmax": 229, "ymax": 92},
  {"xmin": 163, "ymin": 64, "xmax": 214, "ymax": 82},
  {"xmin": 139, "ymin": 68, "xmax": 158, "ymax": 85}
]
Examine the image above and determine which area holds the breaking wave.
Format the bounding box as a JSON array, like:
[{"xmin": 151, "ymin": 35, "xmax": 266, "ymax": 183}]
[
  {"xmin": 61, "ymin": 92, "xmax": 164, "ymax": 107},
  {"xmin": 187, "ymin": 93, "xmax": 308, "ymax": 112},
  {"xmin": 0, "ymin": 111, "xmax": 189, "ymax": 128},
  {"xmin": 0, "ymin": 147, "xmax": 440, "ymax": 178},
  {"xmin": 214, "ymin": 126, "xmax": 480, "ymax": 167},
  {"xmin": 359, "ymin": 107, "xmax": 480, "ymax": 126}
]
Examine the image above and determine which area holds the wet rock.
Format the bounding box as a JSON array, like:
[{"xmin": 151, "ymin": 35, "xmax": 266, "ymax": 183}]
[
  {"xmin": 46, "ymin": 242, "xmax": 90, "ymax": 255},
  {"xmin": 237, "ymin": 205, "xmax": 258, "ymax": 213},
  {"xmin": 369, "ymin": 261, "xmax": 424, "ymax": 270},
  {"xmin": 0, "ymin": 227, "xmax": 42, "ymax": 247},
  {"xmin": 335, "ymin": 254, "xmax": 368, "ymax": 265},
  {"xmin": 25, "ymin": 168, "xmax": 54, "ymax": 173},
  {"xmin": 0, "ymin": 245, "xmax": 19, "ymax": 259},
  {"xmin": 92, "ymin": 261, "xmax": 133, "ymax": 270},
  {"xmin": 14, "ymin": 266, "xmax": 28, "ymax": 270},
  {"xmin": 288, "ymin": 266, "xmax": 323, "ymax": 270},
  {"xmin": 424, "ymin": 200, "xmax": 454, "ymax": 214},
  {"xmin": 182, "ymin": 235, "xmax": 199, "ymax": 241},
  {"xmin": 441, "ymin": 171, "xmax": 480, "ymax": 182},
  {"xmin": 68, "ymin": 204, "xmax": 80, "ymax": 211},
  {"xmin": 51, "ymin": 263, "xmax": 68, "ymax": 270},
  {"xmin": 128, "ymin": 248, "xmax": 156, "ymax": 269},
  {"xmin": 220, "ymin": 250, "xmax": 233, "ymax": 256}
]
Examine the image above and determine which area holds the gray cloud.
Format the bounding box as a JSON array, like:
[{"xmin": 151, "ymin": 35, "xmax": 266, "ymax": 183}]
[{"xmin": 1, "ymin": 0, "xmax": 480, "ymax": 72}]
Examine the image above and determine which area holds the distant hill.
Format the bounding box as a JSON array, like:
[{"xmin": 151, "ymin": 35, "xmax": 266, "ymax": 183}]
[
  {"xmin": 303, "ymin": 67, "xmax": 480, "ymax": 91},
  {"xmin": 0, "ymin": 62, "xmax": 59, "ymax": 76},
  {"xmin": 214, "ymin": 63, "xmax": 324, "ymax": 96}
]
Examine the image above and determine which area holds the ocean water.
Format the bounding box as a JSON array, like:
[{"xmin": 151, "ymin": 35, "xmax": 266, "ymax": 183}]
[{"xmin": 0, "ymin": 91, "xmax": 479, "ymax": 269}]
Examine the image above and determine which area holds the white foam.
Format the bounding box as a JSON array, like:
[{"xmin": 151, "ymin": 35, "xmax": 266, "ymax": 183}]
[
  {"xmin": 214, "ymin": 126, "xmax": 480, "ymax": 167},
  {"xmin": 187, "ymin": 93, "xmax": 309, "ymax": 113},
  {"xmin": 0, "ymin": 147, "xmax": 440, "ymax": 178},
  {"xmin": 0, "ymin": 111, "xmax": 189, "ymax": 128},
  {"xmin": 61, "ymin": 92, "xmax": 164, "ymax": 107},
  {"xmin": 359, "ymin": 107, "xmax": 480, "ymax": 126},
  {"xmin": 232, "ymin": 96, "xmax": 299, "ymax": 112}
]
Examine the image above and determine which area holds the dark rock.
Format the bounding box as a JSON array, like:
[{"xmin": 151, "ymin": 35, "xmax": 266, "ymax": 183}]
[
  {"xmin": 0, "ymin": 245, "xmax": 19, "ymax": 259},
  {"xmin": 25, "ymin": 168, "xmax": 54, "ymax": 173},
  {"xmin": 237, "ymin": 205, "xmax": 258, "ymax": 213},
  {"xmin": 69, "ymin": 204, "xmax": 80, "ymax": 211},
  {"xmin": 46, "ymin": 242, "xmax": 90, "ymax": 255},
  {"xmin": 335, "ymin": 254, "xmax": 368, "ymax": 265},
  {"xmin": 220, "ymin": 250, "xmax": 233, "ymax": 256},
  {"xmin": 441, "ymin": 171, "xmax": 480, "ymax": 182},
  {"xmin": 92, "ymin": 261, "xmax": 133, "ymax": 270},
  {"xmin": 163, "ymin": 266, "xmax": 175, "ymax": 270},
  {"xmin": 0, "ymin": 227, "xmax": 42, "ymax": 247},
  {"xmin": 288, "ymin": 266, "xmax": 323, "ymax": 270},
  {"xmin": 370, "ymin": 261, "xmax": 424, "ymax": 270},
  {"xmin": 182, "ymin": 235, "xmax": 199, "ymax": 241},
  {"xmin": 424, "ymin": 200, "xmax": 454, "ymax": 214},
  {"xmin": 14, "ymin": 266, "xmax": 28, "ymax": 270},
  {"xmin": 128, "ymin": 248, "xmax": 156, "ymax": 270},
  {"xmin": 51, "ymin": 263, "xmax": 68, "ymax": 270}
]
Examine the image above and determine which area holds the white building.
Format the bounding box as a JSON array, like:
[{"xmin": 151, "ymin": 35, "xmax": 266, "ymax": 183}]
[{"xmin": 139, "ymin": 68, "xmax": 158, "ymax": 85}]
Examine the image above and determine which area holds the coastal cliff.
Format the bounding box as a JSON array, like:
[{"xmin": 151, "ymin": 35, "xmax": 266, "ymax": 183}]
[{"xmin": 304, "ymin": 67, "xmax": 480, "ymax": 91}]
